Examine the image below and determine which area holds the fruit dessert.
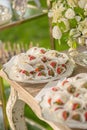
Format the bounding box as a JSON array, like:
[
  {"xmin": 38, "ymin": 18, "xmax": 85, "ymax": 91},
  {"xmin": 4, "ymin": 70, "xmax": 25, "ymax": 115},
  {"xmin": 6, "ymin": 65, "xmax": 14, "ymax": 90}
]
[
  {"xmin": 3, "ymin": 47, "xmax": 74, "ymax": 83},
  {"xmin": 37, "ymin": 73, "xmax": 87, "ymax": 129}
]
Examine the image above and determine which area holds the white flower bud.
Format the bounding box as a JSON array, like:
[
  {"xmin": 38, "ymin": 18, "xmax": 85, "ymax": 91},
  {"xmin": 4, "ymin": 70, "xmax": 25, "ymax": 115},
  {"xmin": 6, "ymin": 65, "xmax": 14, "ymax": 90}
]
[
  {"xmin": 84, "ymin": 4, "xmax": 87, "ymax": 11},
  {"xmin": 78, "ymin": 0, "xmax": 86, "ymax": 8},
  {"xmin": 70, "ymin": 29, "xmax": 81, "ymax": 38},
  {"xmin": 52, "ymin": 26, "xmax": 62, "ymax": 39},
  {"xmin": 75, "ymin": 16, "xmax": 81, "ymax": 22},
  {"xmin": 82, "ymin": 29, "xmax": 87, "ymax": 35},
  {"xmin": 66, "ymin": 0, "xmax": 77, "ymax": 7},
  {"xmin": 48, "ymin": 11, "xmax": 53, "ymax": 18},
  {"xmin": 65, "ymin": 8, "xmax": 75, "ymax": 19}
]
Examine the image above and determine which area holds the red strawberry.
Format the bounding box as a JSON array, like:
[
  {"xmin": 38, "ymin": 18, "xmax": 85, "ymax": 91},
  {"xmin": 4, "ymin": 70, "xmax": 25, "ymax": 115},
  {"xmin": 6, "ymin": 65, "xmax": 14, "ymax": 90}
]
[
  {"xmin": 20, "ymin": 70, "xmax": 26, "ymax": 74},
  {"xmin": 50, "ymin": 62, "xmax": 57, "ymax": 67},
  {"xmin": 55, "ymin": 99, "xmax": 64, "ymax": 105},
  {"xmin": 62, "ymin": 111, "xmax": 69, "ymax": 120},
  {"xmin": 30, "ymin": 71, "xmax": 35, "ymax": 74},
  {"xmin": 28, "ymin": 55, "xmax": 36, "ymax": 60},
  {"xmin": 54, "ymin": 107, "xmax": 59, "ymax": 111},
  {"xmin": 48, "ymin": 98, "xmax": 51, "ymax": 105},
  {"xmin": 41, "ymin": 57, "xmax": 47, "ymax": 62},
  {"xmin": 35, "ymin": 68, "xmax": 39, "ymax": 72},
  {"xmin": 62, "ymin": 80, "xmax": 68, "ymax": 86},
  {"xmin": 35, "ymin": 65, "xmax": 45, "ymax": 72},
  {"xmin": 84, "ymin": 112, "xmax": 87, "ymax": 121},
  {"xmin": 52, "ymin": 87, "xmax": 58, "ymax": 91},
  {"xmin": 62, "ymin": 64, "xmax": 66, "ymax": 67},
  {"xmin": 38, "ymin": 72, "xmax": 46, "ymax": 76},
  {"xmin": 54, "ymin": 107, "xmax": 63, "ymax": 111},
  {"xmin": 75, "ymin": 93, "xmax": 80, "ymax": 97},
  {"xmin": 38, "ymin": 72, "xmax": 42, "ymax": 76},
  {"xmin": 40, "ymin": 49, "xmax": 46, "ymax": 54},
  {"xmin": 57, "ymin": 67, "xmax": 62, "ymax": 74},
  {"xmin": 19, "ymin": 70, "xmax": 29, "ymax": 76},
  {"xmin": 72, "ymin": 103, "xmax": 81, "ymax": 110}
]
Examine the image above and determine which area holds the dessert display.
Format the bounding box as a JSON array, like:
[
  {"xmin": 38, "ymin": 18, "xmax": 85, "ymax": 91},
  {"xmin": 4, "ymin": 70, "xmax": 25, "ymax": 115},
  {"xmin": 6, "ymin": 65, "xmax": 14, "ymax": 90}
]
[
  {"xmin": 3, "ymin": 47, "xmax": 75, "ymax": 83},
  {"xmin": 36, "ymin": 73, "xmax": 87, "ymax": 129}
]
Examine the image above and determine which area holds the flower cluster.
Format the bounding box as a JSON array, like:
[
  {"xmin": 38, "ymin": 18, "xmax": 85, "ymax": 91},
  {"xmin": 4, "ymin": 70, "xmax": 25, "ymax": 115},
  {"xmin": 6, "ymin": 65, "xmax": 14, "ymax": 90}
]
[{"xmin": 48, "ymin": 0, "xmax": 87, "ymax": 48}]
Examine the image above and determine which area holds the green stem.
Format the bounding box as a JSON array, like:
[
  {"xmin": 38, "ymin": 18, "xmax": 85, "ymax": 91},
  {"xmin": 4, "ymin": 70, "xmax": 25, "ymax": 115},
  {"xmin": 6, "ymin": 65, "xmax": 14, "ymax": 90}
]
[{"xmin": 58, "ymin": 39, "xmax": 61, "ymax": 45}]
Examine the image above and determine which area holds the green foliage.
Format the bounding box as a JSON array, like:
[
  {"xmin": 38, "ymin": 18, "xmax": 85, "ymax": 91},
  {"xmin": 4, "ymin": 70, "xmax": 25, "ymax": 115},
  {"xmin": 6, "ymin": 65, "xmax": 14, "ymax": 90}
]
[
  {"xmin": 59, "ymin": 32, "xmax": 69, "ymax": 45},
  {"xmin": 74, "ymin": 6, "xmax": 85, "ymax": 19},
  {"xmin": 72, "ymin": 40, "xmax": 77, "ymax": 48},
  {"xmin": 0, "ymin": 16, "xmax": 50, "ymax": 49},
  {"xmin": 58, "ymin": 21, "xmax": 66, "ymax": 32},
  {"xmin": 25, "ymin": 105, "xmax": 53, "ymax": 130},
  {"xmin": 69, "ymin": 18, "xmax": 77, "ymax": 28}
]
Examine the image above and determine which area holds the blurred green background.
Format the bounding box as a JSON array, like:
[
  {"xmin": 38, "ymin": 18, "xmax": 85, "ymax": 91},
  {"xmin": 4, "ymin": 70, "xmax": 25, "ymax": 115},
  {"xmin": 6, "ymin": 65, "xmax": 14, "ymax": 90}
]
[
  {"xmin": 0, "ymin": 0, "xmax": 69, "ymax": 51},
  {"xmin": 0, "ymin": 0, "xmax": 69, "ymax": 130}
]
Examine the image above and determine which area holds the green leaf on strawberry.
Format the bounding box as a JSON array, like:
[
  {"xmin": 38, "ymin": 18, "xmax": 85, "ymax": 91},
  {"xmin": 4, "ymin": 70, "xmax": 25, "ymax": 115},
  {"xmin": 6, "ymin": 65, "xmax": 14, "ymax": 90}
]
[
  {"xmin": 48, "ymin": 69, "xmax": 54, "ymax": 76},
  {"xmin": 72, "ymin": 113, "xmax": 81, "ymax": 121},
  {"xmin": 72, "ymin": 103, "xmax": 81, "ymax": 110},
  {"xmin": 54, "ymin": 99, "xmax": 64, "ymax": 105},
  {"xmin": 67, "ymin": 85, "xmax": 76, "ymax": 94}
]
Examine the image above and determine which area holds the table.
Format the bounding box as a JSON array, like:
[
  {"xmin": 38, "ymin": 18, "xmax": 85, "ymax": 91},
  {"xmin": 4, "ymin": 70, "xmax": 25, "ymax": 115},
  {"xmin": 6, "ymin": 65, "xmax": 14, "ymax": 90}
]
[{"xmin": 0, "ymin": 53, "xmax": 87, "ymax": 130}]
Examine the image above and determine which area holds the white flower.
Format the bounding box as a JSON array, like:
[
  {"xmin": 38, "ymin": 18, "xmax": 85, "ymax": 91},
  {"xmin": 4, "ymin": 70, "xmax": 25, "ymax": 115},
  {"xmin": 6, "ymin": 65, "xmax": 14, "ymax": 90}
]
[
  {"xmin": 75, "ymin": 16, "xmax": 81, "ymax": 22},
  {"xmin": 82, "ymin": 29, "xmax": 87, "ymax": 36},
  {"xmin": 65, "ymin": 8, "xmax": 75, "ymax": 19},
  {"xmin": 78, "ymin": 0, "xmax": 87, "ymax": 9},
  {"xmin": 78, "ymin": 18, "xmax": 87, "ymax": 37},
  {"xmin": 58, "ymin": 18, "xmax": 70, "ymax": 32},
  {"xmin": 48, "ymin": 0, "xmax": 87, "ymax": 48},
  {"xmin": 84, "ymin": 4, "xmax": 87, "ymax": 15},
  {"xmin": 48, "ymin": 2, "xmax": 65, "ymax": 23},
  {"xmin": 56, "ymin": 0, "xmax": 63, "ymax": 7},
  {"xmin": 66, "ymin": 0, "xmax": 78, "ymax": 7},
  {"xmin": 78, "ymin": 18, "xmax": 87, "ymax": 33},
  {"xmin": 52, "ymin": 8, "xmax": 62, "ymax": 23},
  {"xmin": 70, "ymin": 29, "xmax": 81, "ymax": 38},
  {"xmin": 52, "ymin": 26, "xmax": 62, "ymax": 39},
  {"xmin": 48, "ymin": 10, "xmax": 53, "ymax": 18},
  {"xmin": 84, "ymin": 3, "xmax": 87, "ymax": 11},
  {"xmin": 78, "ymin": 37, "xmax": 85, "ymax": 46}
]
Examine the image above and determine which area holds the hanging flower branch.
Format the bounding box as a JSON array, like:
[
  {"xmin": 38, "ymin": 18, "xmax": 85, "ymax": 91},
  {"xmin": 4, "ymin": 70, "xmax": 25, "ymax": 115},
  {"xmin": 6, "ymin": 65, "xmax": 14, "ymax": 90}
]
[{"xmin": 48, "ymin": 0, "xmax": 87, "ymax": 48}]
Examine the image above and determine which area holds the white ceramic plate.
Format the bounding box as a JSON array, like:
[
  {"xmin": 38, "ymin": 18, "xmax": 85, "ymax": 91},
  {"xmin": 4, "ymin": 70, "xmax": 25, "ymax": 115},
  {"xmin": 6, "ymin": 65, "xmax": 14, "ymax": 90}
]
[
  {"xmin": 73, "ymin": 52, "xmax": 87, "ymax": 68},
  {"xmin": 35, "ymin": 73, "xmax": 87, "ymax": 129},
  {"xmin": 3, "ymin": 59, "xmax": 75, "ymax": 84}
]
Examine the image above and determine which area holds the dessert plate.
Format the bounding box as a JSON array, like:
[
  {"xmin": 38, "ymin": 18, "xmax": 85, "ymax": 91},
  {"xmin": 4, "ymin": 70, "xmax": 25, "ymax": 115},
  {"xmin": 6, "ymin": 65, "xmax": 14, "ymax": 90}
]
[
  {"xmin": 36, "ymin": 73, "xmax": 87, "ymax": 129},
  {"xmin": 3, "ymin": 60, "xmax": 75, "ymax": 84},
  {"xmin": 3, "ymin": 47, "xmax": 75, "ymax": 84}
]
